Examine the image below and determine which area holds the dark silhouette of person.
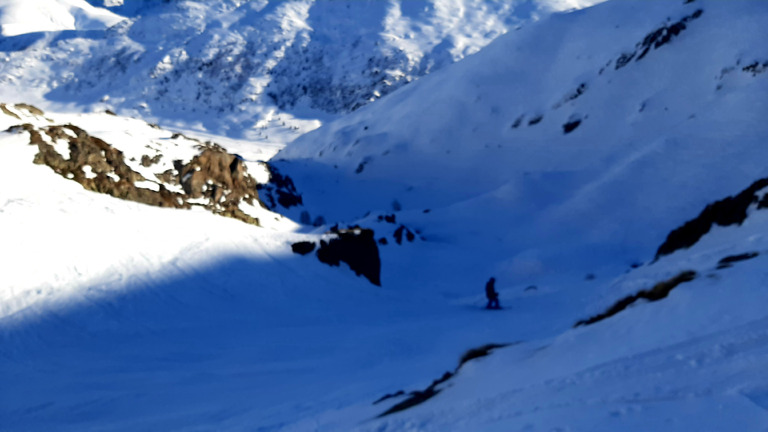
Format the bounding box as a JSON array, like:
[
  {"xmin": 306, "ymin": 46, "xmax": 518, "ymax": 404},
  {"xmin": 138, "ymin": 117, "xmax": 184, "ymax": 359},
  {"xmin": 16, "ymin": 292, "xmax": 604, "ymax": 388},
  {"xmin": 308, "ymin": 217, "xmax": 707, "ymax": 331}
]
[{"xmin": 485, "ymin": 277, "xmax": 501, "ymax": 309}]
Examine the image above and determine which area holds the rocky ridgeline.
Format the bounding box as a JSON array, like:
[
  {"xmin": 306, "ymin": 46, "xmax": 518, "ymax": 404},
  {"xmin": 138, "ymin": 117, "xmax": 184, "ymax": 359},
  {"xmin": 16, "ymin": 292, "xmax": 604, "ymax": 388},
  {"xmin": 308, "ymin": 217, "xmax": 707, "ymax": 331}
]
[{"xmin": 3, "ymin": 104, "xmax": 264, "ymax": 226}]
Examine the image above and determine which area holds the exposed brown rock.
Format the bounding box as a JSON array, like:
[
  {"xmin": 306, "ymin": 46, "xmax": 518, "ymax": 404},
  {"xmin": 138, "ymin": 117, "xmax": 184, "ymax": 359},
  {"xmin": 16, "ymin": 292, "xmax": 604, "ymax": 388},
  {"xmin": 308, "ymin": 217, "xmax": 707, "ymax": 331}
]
[
  {"xmin": 15, "ymin": 103, "xmax": 45, "ymax": 117},
  {"xmin": 0, "ymin": 104, "xmax": 20, "ymax": 120},
  {"xmin": 9, "ymin": 119, "xmax": 264, "ymax": 227},
  {"xmin": 141, "ymin": 154, "xmax": 162, "ymax": 167},
  {"xmin": 155, "ymin": 169, "xmax": 177, "ymax": 185},
  {"xmin": 178, "ymin": 145, "xmax": 263, "ymax": 225}
]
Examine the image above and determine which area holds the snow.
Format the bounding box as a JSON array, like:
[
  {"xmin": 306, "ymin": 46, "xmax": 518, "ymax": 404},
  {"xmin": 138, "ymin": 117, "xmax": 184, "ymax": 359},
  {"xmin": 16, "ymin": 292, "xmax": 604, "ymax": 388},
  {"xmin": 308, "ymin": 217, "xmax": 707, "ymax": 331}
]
[
  {"xmin": 0, "ymin": 0, "xmax": 604, "ymax": 140},
  {"xmin": 276, "ymin": 0, "xmax": 768, "ymax": 281},
  {"xmin": 134, "ymin": 180, "xmax": 159, "ymax": 191},
  {"xmin": 82, "ymin": 164, "xmax": 96, "ymax": 179},
  {"xmin": 49, "ymin": 137, "xmax": 70, "ymax": 159},
  {"xmin": 0, "ymin": 0, "xmax": 125, "ymax": 36},
  {"xmin": 1, "ymin": 0, "xmax": 768, "ymax": 431}
]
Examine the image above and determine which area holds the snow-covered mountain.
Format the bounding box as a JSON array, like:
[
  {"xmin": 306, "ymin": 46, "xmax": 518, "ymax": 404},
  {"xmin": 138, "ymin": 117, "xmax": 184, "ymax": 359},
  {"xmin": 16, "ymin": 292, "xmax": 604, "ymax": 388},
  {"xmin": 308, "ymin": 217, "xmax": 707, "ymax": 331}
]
[
  {"xmin": 274, "ymin": 0, "xmax": 768, "ymax": 283},
  {"xmin": 0, "ymin": 0, "xmax": 600, "ymax": 138},
  {"xmin": 0, "ymin": 0, "xmax": 124, "ymax": 36},
  {"xmin": 2, "ymin": 0, "xmax": 768, "ymax": 431}
]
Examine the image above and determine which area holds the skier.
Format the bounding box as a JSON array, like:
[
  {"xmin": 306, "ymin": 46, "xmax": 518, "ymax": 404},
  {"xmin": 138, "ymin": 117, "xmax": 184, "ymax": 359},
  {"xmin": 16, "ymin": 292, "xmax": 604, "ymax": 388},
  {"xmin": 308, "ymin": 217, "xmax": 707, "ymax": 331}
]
[{"xmin": 485, "ymin": 277, "xmax": 501, "ymax": 309}]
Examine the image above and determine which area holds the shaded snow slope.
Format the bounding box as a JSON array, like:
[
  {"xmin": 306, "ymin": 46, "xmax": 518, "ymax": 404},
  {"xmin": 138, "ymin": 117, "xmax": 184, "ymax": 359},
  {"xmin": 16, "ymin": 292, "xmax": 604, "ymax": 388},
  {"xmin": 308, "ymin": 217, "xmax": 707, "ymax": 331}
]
[
  {"xmin": 0, "ymin": 0, "xmax": 604, "ymax": 138},
  {"xmin": 304, "ymin": 273, "xmax": 768, "ymax": 430},
  {"xmin": 333, "ymin": 190, "xmax": 768, "ymax": 431},
  {"xmin": 275, "ymin": 0, "xmax": 768, "ymax": 285}
]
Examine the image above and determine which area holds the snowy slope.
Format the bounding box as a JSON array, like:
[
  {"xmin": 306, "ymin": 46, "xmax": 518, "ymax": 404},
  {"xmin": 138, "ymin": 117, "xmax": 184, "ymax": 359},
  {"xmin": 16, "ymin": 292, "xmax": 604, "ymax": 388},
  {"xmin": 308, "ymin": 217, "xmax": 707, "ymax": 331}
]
[
  {"xmin": 2, "ymin": 0, "xmax": 768, "ymax": 431},
  {"xmin": 4, "ymin": 111, "xmax": 768, "ymax": 432},
  {"xmin": 0, "ymin": 0, "xmax": 124, "ymax": 36},
  {"xmin": 266, "ymin": 1, "xmax": 768, "ymax": 425},
  {"xmin": 332, "ymin": 185, "xmax": 768, "ymax": 431},
  {"xmin": 299, "ymin": 238, "xmax": 768, "ymax": 431},
  {"xmin": 0, "ymin": 0, "xmax": 604, "ymax": 138},
  {"xmin": 0, "ymin": 103, "xmax": 298, "ymax": 320},
  {"xmin": 275, "ymin": 0, "xmax": 768, "ymax": 285},
  {"xmin": 0, "ymin": 105, "xmax": 584, "ymax": 431}
]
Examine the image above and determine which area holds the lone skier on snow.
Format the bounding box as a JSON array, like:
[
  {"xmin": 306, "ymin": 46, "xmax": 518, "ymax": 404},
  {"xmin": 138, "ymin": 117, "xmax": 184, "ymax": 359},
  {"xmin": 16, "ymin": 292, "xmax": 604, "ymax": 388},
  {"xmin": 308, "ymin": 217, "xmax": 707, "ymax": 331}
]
[{"xmin": 485, "ymin": 277, "xmax": 501, "ymax": 309}]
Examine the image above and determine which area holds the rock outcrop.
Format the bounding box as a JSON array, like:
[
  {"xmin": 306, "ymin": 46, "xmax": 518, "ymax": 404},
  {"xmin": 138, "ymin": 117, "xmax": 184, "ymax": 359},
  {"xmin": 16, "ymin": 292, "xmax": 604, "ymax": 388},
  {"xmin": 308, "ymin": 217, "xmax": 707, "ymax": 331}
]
[
  {"xmin": 179, "ymin": 145, "xmax": 262, "ymax": 225},
  {"xmin": 656, "ymin": 177, "xmax": 768, "ymax": 258},
  {"xmin": 7, "ymin": 116, "xmax": 264, "ymax": 226},
  {"xmin": 291, "ymin": 227, "xmax": 381, "ymax": 286}
]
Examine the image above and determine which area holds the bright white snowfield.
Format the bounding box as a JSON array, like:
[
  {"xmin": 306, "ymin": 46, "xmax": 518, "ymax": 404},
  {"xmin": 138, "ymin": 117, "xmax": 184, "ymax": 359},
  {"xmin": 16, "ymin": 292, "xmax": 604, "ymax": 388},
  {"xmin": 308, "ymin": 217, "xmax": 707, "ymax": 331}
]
[
  {"xmin": 0, "ymin": 0, "xmax": 125, "ymax": 36},
  {"xmin": 2, "ymin": 0, "xmax": 768, "ymax": 431}
]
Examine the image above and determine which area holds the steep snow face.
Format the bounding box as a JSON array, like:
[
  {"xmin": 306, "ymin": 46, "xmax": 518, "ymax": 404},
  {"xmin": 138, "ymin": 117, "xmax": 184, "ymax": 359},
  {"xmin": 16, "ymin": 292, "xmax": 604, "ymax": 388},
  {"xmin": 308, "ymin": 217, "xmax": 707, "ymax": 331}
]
[
  {"xmin": 0, "ymin": 0, "xmax": 125, "ymax": 36},
  {"xmin": 0, "ymin": 0, "xmax": 604, "ymax": 138},
  {"xmin": 275, "ymin": 0, "xmax": 768, "ymax": 282}
]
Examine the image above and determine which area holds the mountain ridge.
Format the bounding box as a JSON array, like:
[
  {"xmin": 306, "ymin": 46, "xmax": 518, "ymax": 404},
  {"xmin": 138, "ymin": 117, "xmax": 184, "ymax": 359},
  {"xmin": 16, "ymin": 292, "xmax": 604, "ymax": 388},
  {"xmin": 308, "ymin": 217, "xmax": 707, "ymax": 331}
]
[{"xmin": 0, "ymin": 0, "xmax": 602, "ymax": 139}]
